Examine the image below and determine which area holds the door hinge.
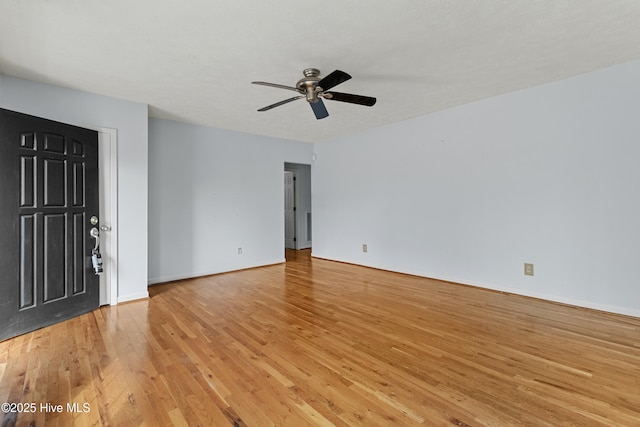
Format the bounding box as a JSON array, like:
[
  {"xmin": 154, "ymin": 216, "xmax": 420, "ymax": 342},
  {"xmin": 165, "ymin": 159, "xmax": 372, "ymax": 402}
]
[{"xmin": 294, "ymin": 237, "xmax": 297, "ymax": 242}]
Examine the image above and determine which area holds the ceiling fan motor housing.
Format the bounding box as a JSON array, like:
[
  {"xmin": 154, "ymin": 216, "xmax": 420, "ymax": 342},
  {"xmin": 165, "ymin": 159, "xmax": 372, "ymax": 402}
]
[{"xmin": 297, "ymin": 68, "xmax": 321, "ymax": 103}]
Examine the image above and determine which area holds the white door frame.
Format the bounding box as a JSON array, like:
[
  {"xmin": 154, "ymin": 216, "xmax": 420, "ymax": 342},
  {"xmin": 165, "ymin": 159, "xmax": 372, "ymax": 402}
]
[
  {"xmin": 284, "ymin": 163, "xmax": 312, "ymax": 250},
  {"xmin": 97, "ymin": 127, "xmax": 118, "ymax": 305},
  {"xmin": 284, "ymin": 170, "xmax": 297, "ymax": 249}
]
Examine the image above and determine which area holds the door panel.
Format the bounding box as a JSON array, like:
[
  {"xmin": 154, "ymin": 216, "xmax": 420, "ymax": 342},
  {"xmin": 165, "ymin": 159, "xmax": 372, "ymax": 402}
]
[
  {"xmin": 19, "ymin": 215, "xmax": 36, "ymax": 308},
  {"xmin": 0, "ymin": 108, "xmax": 99, "ymax": 342}
]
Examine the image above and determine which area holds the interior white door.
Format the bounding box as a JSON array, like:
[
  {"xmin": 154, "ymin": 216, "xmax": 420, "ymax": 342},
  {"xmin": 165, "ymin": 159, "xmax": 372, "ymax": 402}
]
[{"xmin": 284, "ymin": 171, "xmax": 296, "ymax": 249}]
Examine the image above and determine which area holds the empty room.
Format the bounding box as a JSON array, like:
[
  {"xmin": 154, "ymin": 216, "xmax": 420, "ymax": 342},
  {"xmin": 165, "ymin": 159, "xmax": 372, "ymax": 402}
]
[{"xmin": 1, "ymin": 1, "xmax": 640, "ymax": 426}]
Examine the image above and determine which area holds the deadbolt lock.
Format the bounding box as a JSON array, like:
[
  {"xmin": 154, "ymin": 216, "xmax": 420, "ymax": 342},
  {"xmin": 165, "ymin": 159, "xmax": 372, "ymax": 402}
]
[{"xmin": 90, "ymin": 216, "xmax": 99, "ymax": 225}]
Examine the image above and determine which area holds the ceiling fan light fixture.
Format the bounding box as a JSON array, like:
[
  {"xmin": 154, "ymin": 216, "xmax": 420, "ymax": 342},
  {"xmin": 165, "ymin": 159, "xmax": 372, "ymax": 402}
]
[{"xmin": 306, "ymin": 91, "xmax": 319, "ymax": 103}]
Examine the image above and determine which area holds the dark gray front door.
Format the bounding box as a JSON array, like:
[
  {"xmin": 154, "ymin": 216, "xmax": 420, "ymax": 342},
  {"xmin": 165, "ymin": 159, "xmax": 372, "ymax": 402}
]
[{"xmin": 0, "ymin": 108, "xmax": 99, "ymax": 342}]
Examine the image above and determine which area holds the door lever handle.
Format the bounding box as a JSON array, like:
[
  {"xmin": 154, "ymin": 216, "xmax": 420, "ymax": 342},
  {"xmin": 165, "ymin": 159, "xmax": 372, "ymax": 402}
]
[
  {"xmin": 90, "ymin": 227, "xmax": 100, "ymax": 251},
  {"xmin": 90, "ymin": 227, "xmax": 103, "ymax": 275}
]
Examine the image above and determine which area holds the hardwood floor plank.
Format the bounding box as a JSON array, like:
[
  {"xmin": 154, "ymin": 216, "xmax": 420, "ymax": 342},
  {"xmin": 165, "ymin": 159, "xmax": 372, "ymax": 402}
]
[{"xmin": 1, "ymin": 249, "xmax": 640, "ymax": 426}]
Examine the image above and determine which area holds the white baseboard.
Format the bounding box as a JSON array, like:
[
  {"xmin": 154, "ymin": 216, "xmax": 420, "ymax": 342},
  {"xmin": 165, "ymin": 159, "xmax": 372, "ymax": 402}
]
[
  {"xmin": 435, "ymin": 276, "xmax": 640, "ymax": 319},
  {"xmin": 311, "ymin": 253, "xmax": 640, "ymax": 319},
  {"xmin": 117, "ymin": 291, "xmax": 149, "ymax": 304},
  {"xmin": 148, "ymin": 259, "xmax": 286, "ymax": 285}
]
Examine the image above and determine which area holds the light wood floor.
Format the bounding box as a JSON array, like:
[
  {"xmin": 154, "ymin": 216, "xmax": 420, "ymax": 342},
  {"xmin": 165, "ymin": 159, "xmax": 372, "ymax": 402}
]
[{"xmin": 1, "ymin": 249, "xmax": 639, "ymax": 426}]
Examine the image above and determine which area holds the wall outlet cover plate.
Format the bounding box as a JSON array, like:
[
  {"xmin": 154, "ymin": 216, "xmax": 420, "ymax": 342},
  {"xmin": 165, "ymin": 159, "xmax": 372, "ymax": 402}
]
[{"xmin": 524, "ymin": 263, "xmax": 534, "ymax": 276}]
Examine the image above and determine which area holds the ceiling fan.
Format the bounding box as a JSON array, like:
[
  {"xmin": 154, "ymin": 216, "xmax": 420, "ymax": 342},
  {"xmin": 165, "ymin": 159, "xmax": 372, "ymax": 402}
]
[{"xmin": 252, "ymin": 68, "xmax": 376, "ymax": 120}]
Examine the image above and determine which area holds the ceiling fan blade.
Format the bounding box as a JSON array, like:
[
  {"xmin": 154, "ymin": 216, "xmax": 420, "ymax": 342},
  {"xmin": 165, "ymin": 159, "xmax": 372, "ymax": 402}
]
[
  {"xmin": 324, "ymin": 91, "xmax": 377, "ymax": 106},
  {"xmin": 309, "ymin": 99, "xmax": 329, "ymax": 120},
  {"xmin": 252, "ymin": 81, "xmax": 301, "ymax": 92},
  {"xmin": 317, "ymin": 70, "xmax": 351, "ymax": 91},
  {"xmin": 258, "ymin": 96, "xmax": 304, "ymax": 111}
]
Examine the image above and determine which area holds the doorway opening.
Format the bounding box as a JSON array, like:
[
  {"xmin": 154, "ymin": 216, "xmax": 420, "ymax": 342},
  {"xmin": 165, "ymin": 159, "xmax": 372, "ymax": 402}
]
[{"xmin": 284, "ymin": 162, "xmax": 311, "ymax": 259}]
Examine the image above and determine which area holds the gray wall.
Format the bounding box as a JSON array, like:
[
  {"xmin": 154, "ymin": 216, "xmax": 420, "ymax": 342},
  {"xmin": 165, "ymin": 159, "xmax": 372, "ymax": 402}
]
[
  {"xmin": 148, "ymin": 118, "xmax": 313, "ymax": 283},
  {"xmin": 0, "ymin": 75, "xmax": 149, "ymax": 302},
  {"xmin": 5, "ymin": 57, "xmax": 640, "ymax": 318},
  {"xmin": 313, "ymin": 59, "xmax": 640, "ymax": 317}
]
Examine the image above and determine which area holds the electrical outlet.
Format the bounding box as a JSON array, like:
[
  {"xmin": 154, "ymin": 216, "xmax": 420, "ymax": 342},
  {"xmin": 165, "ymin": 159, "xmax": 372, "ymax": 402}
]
[
  {"xmin": 238, "ymin": 248, "xmax": 243, "ymax": 255},
  {"xmin": 524, "ymin": 263, "xmax": 534, "ymax": 276},
  {"xmin": 362, "ymin": 244, "xmax": 368, "ymax": 253}
]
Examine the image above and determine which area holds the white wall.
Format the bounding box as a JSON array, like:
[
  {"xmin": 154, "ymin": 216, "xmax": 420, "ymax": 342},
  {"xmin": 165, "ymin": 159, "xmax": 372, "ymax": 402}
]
[
  {"xmin": 313, "ymin": 60, "xmax": 640, "ymax": 317},
  {"xmin": 148, "ymin": 118, "xmax": 313, "ymax": 283},
  {"xmin": 0, "ymin": 76, "xmax": 149, "ymax": 303}
]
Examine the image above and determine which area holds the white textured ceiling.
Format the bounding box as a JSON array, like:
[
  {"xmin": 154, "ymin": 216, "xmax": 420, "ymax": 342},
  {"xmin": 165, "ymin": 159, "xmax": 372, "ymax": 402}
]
[{"xmin": 2, "ymin": 1, "xmax": 640, "ymax": 143}]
